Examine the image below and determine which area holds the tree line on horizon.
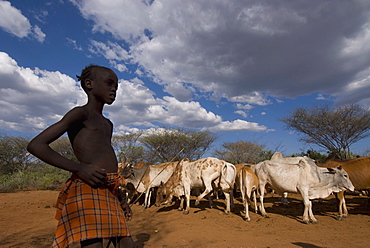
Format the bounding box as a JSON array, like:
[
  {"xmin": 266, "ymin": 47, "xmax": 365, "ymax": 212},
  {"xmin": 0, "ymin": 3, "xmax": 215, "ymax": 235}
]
[{"xmin": 1, "ymin": 103, "xmax": 369, "ymax": 192}]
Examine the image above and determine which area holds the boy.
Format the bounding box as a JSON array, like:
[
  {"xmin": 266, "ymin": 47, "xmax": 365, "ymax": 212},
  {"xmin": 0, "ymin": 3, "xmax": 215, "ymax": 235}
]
[{"xmin": 27, "ymin": 65, "xmax": 134, "ymax": 248}]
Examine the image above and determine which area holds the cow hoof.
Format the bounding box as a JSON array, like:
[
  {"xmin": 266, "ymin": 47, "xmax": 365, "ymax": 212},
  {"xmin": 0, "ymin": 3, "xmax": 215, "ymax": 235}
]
[
  {"xmin": 312, "ymin": 220, "xmax": 319, "ymax": 224},
  {"xmin": 336, "ymin": 216, "xmax": 343, "ymax": 221},
  {"xmin": 224, "ymin": 211, "xmax": 230, "ymax": 215},
  {"xmin": 303, "ymin": 220, "xmax": 310, "ymax": 224},
  {"xmin": 195, "ymin": 200, "xmax": 200, "ymax": 206},
  {"xmin": 243, "ymin": 217, "xmax": 251, "ymax": 222},
  {"xmin": 183, "ymin": 210, "xmax": 189, "ymax": 215}
]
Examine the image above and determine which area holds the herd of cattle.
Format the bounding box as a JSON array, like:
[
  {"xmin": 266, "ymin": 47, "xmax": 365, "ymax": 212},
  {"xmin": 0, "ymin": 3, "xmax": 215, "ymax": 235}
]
[{"xmin": 119, "ymin": 152, "xmax": 370, "ymax": 224}]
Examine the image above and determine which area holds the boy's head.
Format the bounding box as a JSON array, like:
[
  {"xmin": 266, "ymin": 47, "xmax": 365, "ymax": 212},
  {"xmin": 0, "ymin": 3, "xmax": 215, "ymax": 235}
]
[{"xmin": 77, "ymin": 65, "xmax": 116, "ymax": 93}]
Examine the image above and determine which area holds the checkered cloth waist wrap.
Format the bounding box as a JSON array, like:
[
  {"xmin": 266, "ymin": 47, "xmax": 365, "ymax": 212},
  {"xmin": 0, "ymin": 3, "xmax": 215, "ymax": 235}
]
[{"xmin": 52, "ymin": 173, "xmax": 130, "ymax": 248}]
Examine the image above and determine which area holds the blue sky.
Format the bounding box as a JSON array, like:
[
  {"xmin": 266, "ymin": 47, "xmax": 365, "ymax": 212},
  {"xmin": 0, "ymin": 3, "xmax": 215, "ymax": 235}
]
[{"xmin": 1, "ymin": 0, "xmax": 370, "ymax": 157}]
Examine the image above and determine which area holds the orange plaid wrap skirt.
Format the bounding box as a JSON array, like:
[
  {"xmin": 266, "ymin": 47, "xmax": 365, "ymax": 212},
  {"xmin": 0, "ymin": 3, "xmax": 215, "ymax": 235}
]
[{"xmin": 52, "ymin": 173, "xmax": 130, "ymax": 248}]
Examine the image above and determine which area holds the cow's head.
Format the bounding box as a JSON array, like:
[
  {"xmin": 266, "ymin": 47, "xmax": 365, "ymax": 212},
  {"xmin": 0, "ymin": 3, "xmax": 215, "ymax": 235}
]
[
  {"xmin": 328, "ymin": 166, "xmax": 355, "ymax": 192},
  {"xmin": 155, "ymin": 181, "xmax": 170, "ymax": 206},
  {"xmin": 120, "ymin": 166, "xmax": 135, "ymax": 179}
]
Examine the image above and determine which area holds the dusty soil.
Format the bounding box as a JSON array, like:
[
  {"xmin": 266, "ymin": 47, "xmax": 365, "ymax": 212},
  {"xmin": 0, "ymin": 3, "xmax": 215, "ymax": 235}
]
[{"xmin": 0, "ymin": 190, "xmax": 369, "ymax": 248}]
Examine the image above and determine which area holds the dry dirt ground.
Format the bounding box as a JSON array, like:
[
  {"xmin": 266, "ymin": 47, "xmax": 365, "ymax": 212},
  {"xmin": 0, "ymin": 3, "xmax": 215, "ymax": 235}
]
[{"xmin": 0, "ymin": 190, "xmax": 369, "ymax": 248}]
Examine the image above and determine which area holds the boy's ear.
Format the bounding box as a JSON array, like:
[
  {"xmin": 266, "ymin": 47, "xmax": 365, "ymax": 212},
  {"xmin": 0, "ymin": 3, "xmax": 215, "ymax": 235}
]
[{"xmin": 85, "ymin": 79, "xmax": 93, "ymax": 90}]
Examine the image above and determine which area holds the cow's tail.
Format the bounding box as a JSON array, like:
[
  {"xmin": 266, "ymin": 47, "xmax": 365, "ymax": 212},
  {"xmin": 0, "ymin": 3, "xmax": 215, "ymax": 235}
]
[{"xmin": 221, "ymin": 163, "xmax": 236, "ymax": 190}]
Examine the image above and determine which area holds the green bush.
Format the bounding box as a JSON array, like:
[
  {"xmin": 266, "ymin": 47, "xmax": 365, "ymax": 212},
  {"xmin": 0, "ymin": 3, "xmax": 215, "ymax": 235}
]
[{"xmin": 0, "ymin": 164, "xmax": 70, "ymax": 193}]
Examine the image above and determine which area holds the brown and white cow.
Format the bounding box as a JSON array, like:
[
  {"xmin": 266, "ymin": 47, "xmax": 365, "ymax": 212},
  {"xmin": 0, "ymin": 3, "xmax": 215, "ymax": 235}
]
[
  {"xmin": 121, "ymin": 161, "xmax": 178, "ymax": 208},
  {"xmin": 254, "ymin": 157, "xmax": 354, "ymax": 224},
  {"xmin": 155, "ymin": 157, "xmax": 236, "ymax": 215},
  {"xmin": 234, "ymin": 163, "xmax": 259, "ymax": 221},
  {"xmin": 317, "ymin": 156, "xmax": 370, "ymax": 219}
]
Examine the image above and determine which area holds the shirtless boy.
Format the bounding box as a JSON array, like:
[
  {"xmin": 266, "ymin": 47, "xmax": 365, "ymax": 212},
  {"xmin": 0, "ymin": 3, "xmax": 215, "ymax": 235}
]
[{"xmin": 27, "ymin": 65, "xmax": 134, "ymax": 248}]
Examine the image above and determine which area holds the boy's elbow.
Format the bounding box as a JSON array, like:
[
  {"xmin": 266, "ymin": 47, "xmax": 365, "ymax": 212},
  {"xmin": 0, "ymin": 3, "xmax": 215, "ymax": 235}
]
[{"xmin": 27, "ymin": 140, "xmax": 38, "ymax": 155}]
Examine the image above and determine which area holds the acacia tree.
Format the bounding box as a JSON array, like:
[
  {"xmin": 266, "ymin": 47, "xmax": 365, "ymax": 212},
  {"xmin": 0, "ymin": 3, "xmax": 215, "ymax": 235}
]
[
  {"xmin": 213, "ymin": 140, "xmax": 272, "ymax": 164},
  {"xmin": 140, "ymin": 128, "xmax": 217, "ymax": 162},
  {"xmin": 281, "ymin": 104, "xmax": 370, "ymax": 160},
  {"xmin": 0, "ymin": 134, "xmax": 32, "ymax": 174},
  {"xmin": 50, "ymin": 136, "xmax": 78, "ymax": 163},
  {"xmin": 112, "ymin": 131, "xmax": 146, "ymax": 166}
]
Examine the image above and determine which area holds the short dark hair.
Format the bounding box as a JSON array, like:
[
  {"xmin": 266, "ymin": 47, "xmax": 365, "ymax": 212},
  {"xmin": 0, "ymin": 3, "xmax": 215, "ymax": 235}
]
[{"xmin": 76, "ymin": 65, "xmax": 110, "ymax": 93}]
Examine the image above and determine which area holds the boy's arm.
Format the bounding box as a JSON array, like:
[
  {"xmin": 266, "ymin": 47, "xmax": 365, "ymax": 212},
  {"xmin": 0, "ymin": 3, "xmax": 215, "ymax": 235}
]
[{"xmin": 27, "ymin": 107, "xmax": 106, "ymax": 187}]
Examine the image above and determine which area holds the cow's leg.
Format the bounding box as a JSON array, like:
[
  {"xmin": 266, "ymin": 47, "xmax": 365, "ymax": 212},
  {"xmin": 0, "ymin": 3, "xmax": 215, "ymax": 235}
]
[
  {"xmin": 243, "ymin": 187, "xmax": 252, "ymax": 221},
  {"xmin": 195, "ymin": 187, "xmax": 212, "ymax": 206},
  {"xmin": 239, "ymin": 178, "xmax": 246, "ymax": 214},
  {"xmin": 252, "ymin": 190, "xmax": 258, "ymax": 213},
  {"xmin": 258, "ymin": 182, "xmax": 268, "ymax": 217},
  {"xmin": 178, "ymin": 196, "xmax": 185, "ymax": 211},
  {"xmin": 195, "ymin": 179, "xmax": 214, "ymax": 206},
  {"xmin": 206, "ymin": 193, "xmax": 213, "ymax": 208},
  {"xmin": 245, "ymin": 198, "xmax": 252, "ymax": 221},
  {"xmin": 142, "ymin": 188, "xmax": 151, "ymax": 209},
  {"xmin": 183, "ymin": 187, "xmax": 191, "ymax": 215},
  {"xmin": 230, "ymin": 190, "xmax": 235, "ymax": 212},
  {"xmin": 336, "ymin": 190, "xmax": 347, "ymax": 220},
  {"xmin": 222, "ymin": 191, "xmax": 232, "ymax": 214},
  {"xmin": 299, "ymin": 189, "xmax": 317, "ymax": 224}
]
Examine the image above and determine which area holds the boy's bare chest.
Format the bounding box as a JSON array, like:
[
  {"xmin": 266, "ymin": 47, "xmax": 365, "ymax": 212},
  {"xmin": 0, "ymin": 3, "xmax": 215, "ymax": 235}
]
[{"xmin": 82, "ymin": 115, "xmax": 112, "ymax": 137}]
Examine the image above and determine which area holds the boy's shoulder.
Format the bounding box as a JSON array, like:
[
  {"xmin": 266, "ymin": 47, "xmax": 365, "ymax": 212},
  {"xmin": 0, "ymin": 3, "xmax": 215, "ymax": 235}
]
[{"xmin": 63, "ymin": 106, "xmax": 89, "ymax": 123}]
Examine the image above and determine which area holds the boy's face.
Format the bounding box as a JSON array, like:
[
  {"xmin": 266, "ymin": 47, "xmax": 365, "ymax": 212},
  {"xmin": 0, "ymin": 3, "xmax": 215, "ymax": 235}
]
[{"xmin": 89, "ymin": 68, "xmax": 119, "ymax": 105}]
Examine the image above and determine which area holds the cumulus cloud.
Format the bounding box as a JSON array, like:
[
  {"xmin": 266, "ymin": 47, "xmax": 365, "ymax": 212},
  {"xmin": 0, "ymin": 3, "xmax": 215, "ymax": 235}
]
[
  {"xmin": 206, "ymin": 119, "xmax": 267, "ymax": 132},
  {"xmin": 0, "ymin": 1, "xmax": 45, "ymax": 42},
  {"xmin": 0, "ymin": 52, "xmax": 85, "ymax": 132},
  {"xmin": 108, "ymin": 80, "xmax": 267, "ymax": 132},
  {"xmin": 0, "ymin": 50, "xmax": 263, "ymax": 134},
  {"xmin": 71, "ymin": 0, "xmax": 370, "ymax": 107}
]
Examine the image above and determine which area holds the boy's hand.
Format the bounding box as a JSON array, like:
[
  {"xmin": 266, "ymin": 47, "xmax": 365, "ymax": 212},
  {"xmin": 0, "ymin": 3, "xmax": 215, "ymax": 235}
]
[
  {"xmin": 76, "ymin": 164, "xmax": 107, "ymax": 188},
  {"xmin": 120, "ymin": 201, "xmax": 133, "ymax": 221}
]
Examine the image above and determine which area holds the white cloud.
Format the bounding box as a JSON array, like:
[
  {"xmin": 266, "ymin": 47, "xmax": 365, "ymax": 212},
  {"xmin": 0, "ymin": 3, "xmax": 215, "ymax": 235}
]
[
  {"xmin": 72, "ymin": 0, "xmax": 370, "ymax": 107},
  {"xmin": 333, "ymin": 66, "xmax": 370, "ymax": 106},
  {"xmin": 206, "ymin": 119, "xmax": 267, "ymax": 132},
  {"xmin": 235, "ymin": 103, "xmax": 254, "ymax": 110},
  {"xmin": 316, "ymin": 94, "xmax": 325, "ymax": 100},
  {"xmin": 109, "ymin": 61, "xmax": 128, "ymax": 72},
  {"xmin": 0, "ymin": 52, "xmax": 85, "ymax": 132},
  {"xmin": 32, "ymin": 25, "xmax": 46, "ymax": 42},
  {"xmin": 163, "ymin": 82, "xmax": 193, "ymax": 102},
  {"xmin": 66, "ymin": 38, "xmax": 83, "ymax": 50},
  {"xmin": 0, "ymin": 1, "xmax": 45, "ymax": 42},
  {"xmin": 234, "ymin": 110, "xmax": 247, "ymax": 118},
  {"xmin": 0, "ymin": 1, "xmax": 31, "ymax": 37},
  {"xmin": 89, "ymin": 40, "xmax": 130, "ymax": 61},
  {"xmin": 230, "ymin": 92, "xmax": 271, "ymax": 105},
  {"xmin": 106, "ymin": 78, "xmax": 267, "ymax": 132}
]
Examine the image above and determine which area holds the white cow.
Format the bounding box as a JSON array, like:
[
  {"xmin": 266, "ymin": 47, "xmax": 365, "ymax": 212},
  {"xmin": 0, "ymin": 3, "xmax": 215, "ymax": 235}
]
[
  {"xmin": 234, "ymin": 163, "xmax": 259, "ymax": 221},
  {"xmin": 269, "ymin": 152, "xmax": 315, "ymax": 206},
  {"xmin": 155, "ymin": 157, "xmax": 236, "ymax": 215},
  {"xmin": 121, "ymin": 161, "xmax": 178, "ymax": 208},
  {"xmin": 254, "ymin": 158, "xmax": 354, "ymax": 223}
]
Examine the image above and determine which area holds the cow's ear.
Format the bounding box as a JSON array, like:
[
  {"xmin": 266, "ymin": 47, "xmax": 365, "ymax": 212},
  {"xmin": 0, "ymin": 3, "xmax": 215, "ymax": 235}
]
[
  {"xmin": 336, "ymin": 165, "xmax": 342, "ymax": 170},
  {"xmin": 327, "ymin": 168, "xmax": 335, "ymax": 173}
]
